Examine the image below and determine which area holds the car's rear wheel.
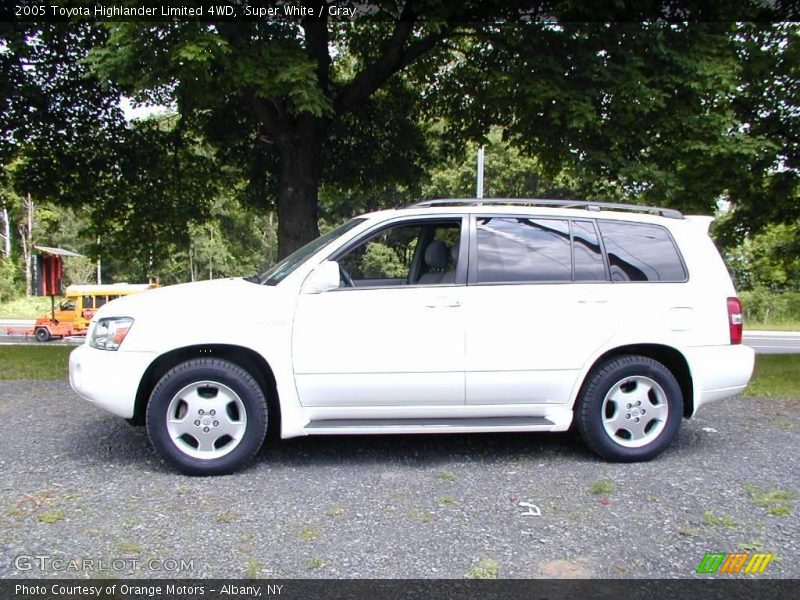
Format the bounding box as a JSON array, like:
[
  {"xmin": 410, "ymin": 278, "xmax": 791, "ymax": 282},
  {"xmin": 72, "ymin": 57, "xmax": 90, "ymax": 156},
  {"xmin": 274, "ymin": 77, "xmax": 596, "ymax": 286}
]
[
  {"xmin": 575, "ymin": 355, "xmax": 683, "ymax": 462},
  {"xmin": 146, "ymin": 358, "xmax": 268, "ymax": 475}
]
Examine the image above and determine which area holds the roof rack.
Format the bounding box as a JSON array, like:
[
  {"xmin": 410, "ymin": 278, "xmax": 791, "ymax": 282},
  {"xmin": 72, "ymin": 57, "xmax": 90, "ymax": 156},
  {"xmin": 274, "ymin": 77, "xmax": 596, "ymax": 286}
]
[{"xmin": 405, "ymin": 198, "xmax": 684, "ymax": 219}]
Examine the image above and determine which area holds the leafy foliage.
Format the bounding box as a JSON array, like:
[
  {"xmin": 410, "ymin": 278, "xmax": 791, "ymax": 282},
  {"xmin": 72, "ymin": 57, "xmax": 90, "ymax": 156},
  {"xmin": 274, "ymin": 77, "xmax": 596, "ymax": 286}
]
[
  {"xmin": 723, "ymin": 221, "xmax": 800, "ymax": 292},
  {"xmin": 1, "ymin": 10, "xmax": 798, "ymax": 283}
]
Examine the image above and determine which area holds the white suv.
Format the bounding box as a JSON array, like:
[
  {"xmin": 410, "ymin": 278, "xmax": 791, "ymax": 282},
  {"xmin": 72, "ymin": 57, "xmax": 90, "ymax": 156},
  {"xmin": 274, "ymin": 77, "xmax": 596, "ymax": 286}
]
[{"xmin": 69, "ymin": 199, "xmax": 754, "ymax": 475}]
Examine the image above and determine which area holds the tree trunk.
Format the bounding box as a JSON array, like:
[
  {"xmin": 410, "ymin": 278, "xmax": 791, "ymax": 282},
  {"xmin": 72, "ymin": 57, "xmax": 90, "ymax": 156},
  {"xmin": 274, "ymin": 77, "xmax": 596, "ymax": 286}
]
[
  {"xmin": 275, "ymin": 117, "xmax": 324, "ymax": 259},
  {"xmin": 18, "ymin": 194, "xmax": 34, "ymax": 296},
  {"xmin": 189, "ymin": 242, "xmax": 195, "ymax": 282},
  {"xmin": 0, "ymin": 203, "xmax": 10, "ymax": 258}
]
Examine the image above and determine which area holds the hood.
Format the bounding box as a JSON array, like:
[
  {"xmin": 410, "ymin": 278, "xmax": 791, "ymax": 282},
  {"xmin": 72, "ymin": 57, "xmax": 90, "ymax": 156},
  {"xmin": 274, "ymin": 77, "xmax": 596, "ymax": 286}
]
[
  {"xmin": 92, "ymin": 277, "xmax": 294, "ymax": 335},
  {"xmin": 95, "ymin": 278, "xmax": 262, "ymax": 319}
]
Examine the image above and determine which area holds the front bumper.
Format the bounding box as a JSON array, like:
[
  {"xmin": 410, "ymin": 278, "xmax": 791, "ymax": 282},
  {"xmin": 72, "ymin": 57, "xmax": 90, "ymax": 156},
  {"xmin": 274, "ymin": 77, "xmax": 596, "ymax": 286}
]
[
  {"xmin": 684, "ymin": 344, "xmax": 755, "ymax": 416},
  {"xmin": 69, "ymin": 345, "xmax": 157, "ymax": 419}
]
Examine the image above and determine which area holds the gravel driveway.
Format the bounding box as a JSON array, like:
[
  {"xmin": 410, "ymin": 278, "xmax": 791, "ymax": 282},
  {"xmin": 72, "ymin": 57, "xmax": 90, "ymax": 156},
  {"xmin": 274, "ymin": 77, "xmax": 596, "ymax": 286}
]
[{"xmin": 0, "ymin": 380, "xmax": 797, "ymax": 579}]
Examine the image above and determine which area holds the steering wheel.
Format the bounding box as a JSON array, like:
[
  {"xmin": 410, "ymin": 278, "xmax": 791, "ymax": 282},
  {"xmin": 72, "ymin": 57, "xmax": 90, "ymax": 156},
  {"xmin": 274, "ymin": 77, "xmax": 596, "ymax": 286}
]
[{"xmin": 339, "ymin": 264, "xmax": 355, "ymax": 288}]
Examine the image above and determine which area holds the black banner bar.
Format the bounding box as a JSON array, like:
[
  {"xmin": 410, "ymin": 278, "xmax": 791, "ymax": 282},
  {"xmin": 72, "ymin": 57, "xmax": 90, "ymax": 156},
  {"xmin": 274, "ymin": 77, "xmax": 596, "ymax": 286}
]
[
  {"xmin": 3, "ymin": 579, "xmax": 800, "ymax": 600},
  {"xmin": 3, "ymin": 0, "xmax": 800, "ymax": 24}
]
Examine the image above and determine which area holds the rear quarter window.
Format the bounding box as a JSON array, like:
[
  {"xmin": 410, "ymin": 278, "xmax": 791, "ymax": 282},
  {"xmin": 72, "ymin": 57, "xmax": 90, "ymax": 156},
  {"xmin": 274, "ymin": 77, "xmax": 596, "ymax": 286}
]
[{"xmin": 598, "ymin": 221, "xmax": 687, "ymax": 282}]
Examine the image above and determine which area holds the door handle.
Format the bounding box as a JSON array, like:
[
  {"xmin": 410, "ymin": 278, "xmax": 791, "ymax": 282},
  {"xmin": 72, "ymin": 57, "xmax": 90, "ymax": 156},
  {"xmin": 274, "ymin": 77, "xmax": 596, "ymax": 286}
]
[
  {"xmin": 425, "ymin": 297, "xmax": 462, "ymax": 308},
  {"xmin": 577, "ymin": 295, "xmax": 608, "ymax": 304}
]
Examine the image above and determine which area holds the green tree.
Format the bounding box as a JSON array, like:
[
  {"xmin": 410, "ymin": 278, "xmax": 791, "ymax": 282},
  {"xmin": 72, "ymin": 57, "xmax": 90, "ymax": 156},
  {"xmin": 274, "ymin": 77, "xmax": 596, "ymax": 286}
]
[
  {"xmin": 81, "ymin": 4, "xmax": 783, "ymax": 258},
  {"xmin": 422, "ymin": 127, "xmax": 579, "ymax": 199},
  {"xmin": 723, "ymin": 221, "xmax": 800, "ymax": 292},
  {"xmin": 715, "ymin": 23, "xmax": 800, "ymax": 244},
  {"xmin": 5, "ymin": 4, "xmax": 795, "ymax": 264}
]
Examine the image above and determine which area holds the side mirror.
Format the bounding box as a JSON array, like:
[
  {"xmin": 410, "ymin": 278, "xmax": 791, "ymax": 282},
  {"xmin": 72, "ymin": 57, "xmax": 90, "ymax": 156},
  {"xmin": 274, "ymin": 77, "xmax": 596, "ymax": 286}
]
[{"xmin": 302, "ymin": 260, "xmax": 341, "ymax": 294}]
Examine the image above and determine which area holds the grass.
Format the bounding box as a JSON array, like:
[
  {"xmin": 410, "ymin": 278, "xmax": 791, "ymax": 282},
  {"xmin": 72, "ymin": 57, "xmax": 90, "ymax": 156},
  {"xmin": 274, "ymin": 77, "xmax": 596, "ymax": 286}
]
[
  {"xmin": 37, "ymin": 511, "xmax": 64, "ymax": 524},
  {"xmin": 702, "ymin": 510, "xmax": 737, "ymax": 528},
  {"xmin": 0, "ymin": 296, "xmax": 51, "ymax": 319},
  {"xmin": 298, "ymin": 526, "xmax": 320, "ymax": 541},
  {"xmin": 216, "ymin": 512, "xmax": 241, "ymax": 523},
  {"xmin": 116, "ymin": 541, "xmax": 144, "ymax": 554},
  {"xmin": 408, "ymin": 511, "xmax": 435, "ymax": 523},
  {"xmin": 243, "ymin": 558, "xmax": 262, "ymax": 578},
  {"xmin": 743, "ymin": 484, "xmax": 795, "ymax": 516},
  {"xmin": 738, "ymin": 539, "xmax": 765, "ymax": 552},
  {"xmin": 588, "ymin": 479, "xmax": 615, "ymax": 496},
  {"xmin": 327, "ymin": 503, "xmax": 344, "ymax": 517},
  {"xmin": 0, "ymin": 345, "xmax": 72, "ymax": 380},
  {"xmin": 745, "ymin": 354, "xmax": 800, "ymax": 397},
  {"xmin": 437, "ymin": 495, "xmax": 456, "ymax": 506},
  {"xmin": 466, "ymin": 558, "xmax": 499, "ymax": 579},
  {"xmin": 438, "ymin": 469, "xmax": 456, "ymax": 482},
  {"xmin": 306, "ymin": 556, "xmax": 325, "ymax": 569}
]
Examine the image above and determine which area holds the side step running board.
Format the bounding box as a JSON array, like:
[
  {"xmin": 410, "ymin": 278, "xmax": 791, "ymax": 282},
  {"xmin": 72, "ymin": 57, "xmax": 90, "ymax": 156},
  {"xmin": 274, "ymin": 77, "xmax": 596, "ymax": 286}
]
[{"xmin": 304, "ymin": 416, "xmax": 554, "ymax": 435}]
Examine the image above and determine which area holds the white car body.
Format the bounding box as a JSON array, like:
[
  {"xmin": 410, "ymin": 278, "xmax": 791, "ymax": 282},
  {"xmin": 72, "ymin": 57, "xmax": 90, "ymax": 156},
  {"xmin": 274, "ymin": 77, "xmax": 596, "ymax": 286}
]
[{"xmin": 70, "ymin": 202, "xmax": 754, "ymax": 471}]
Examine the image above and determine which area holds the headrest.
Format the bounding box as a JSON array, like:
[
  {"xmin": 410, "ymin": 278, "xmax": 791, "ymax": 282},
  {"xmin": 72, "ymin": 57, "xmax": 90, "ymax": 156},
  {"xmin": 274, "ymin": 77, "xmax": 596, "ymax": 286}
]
[{"xmin": 424, "ymin": 241, "xmax": 449, "ymax": 269}]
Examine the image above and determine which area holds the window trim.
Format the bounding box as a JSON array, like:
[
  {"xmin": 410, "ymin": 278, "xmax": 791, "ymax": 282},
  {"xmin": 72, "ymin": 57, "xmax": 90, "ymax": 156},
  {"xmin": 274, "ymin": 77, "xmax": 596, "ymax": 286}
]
[
  {"xmin": 327, "ymin": 215, "xmax": 470, "ymax": 291},
  {"xmin": 572, "ymin": 218, "xmax": 610, "ymax": 283}
]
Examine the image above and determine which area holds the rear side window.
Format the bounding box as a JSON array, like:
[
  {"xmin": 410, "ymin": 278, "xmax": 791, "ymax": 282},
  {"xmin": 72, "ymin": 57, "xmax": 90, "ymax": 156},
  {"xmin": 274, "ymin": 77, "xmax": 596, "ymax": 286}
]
[
  {"xmin": 476, "ymin": 217, "xmax": 572, "ymax": 283},
  {"xmin": 598, "ymin": 221, "xmax": 687, "ymax": 282}
]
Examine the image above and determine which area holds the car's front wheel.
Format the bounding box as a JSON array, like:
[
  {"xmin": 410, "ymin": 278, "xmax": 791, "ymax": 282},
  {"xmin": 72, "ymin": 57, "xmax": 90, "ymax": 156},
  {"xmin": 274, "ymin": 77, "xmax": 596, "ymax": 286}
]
[
  {"xmin": 146, "ymin": 358, "xmax": 268, "ymax": 475},
  {"xmin": 575, "ymin": 355, "xmax": 683, "ymax": 462}
]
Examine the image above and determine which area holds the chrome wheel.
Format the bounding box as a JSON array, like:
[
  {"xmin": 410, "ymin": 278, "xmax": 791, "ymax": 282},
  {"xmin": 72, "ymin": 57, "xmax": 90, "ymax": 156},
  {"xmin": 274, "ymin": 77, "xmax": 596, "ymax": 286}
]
[
  {"xmin": 165, "ymin": 381, "xmax": 247, "ymax": 460},
  {"xmin": 601, "ymin": 375, "xmax": 668, "ymax": 448}
]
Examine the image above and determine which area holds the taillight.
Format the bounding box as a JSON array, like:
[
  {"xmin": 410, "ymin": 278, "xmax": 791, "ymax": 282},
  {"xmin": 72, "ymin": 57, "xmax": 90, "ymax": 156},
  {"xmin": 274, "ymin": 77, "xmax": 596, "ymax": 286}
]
[{"xmin": 727, "ymin": 297, "xmax": 743, "ymax": 345}]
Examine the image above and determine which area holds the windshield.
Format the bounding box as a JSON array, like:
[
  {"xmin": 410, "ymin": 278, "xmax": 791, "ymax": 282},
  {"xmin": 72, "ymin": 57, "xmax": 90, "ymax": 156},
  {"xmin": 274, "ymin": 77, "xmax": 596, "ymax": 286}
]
[{"xmin": 259, "ymin": 218, "xmax": 365, "ymax": 285}]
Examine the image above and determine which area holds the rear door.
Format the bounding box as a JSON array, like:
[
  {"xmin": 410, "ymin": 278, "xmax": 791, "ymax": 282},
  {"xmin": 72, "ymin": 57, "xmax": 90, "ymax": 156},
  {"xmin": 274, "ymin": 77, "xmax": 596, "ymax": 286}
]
[{"xmin": 464, "ymin": 215, "xmax": 617, "ymax": 405}]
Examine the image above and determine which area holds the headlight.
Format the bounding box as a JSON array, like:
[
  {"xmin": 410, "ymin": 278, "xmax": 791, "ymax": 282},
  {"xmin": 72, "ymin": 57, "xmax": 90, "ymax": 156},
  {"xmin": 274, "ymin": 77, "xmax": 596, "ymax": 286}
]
[{"xmin": 89, "ymin": 317, "xmax": 134, "ymax": 351}]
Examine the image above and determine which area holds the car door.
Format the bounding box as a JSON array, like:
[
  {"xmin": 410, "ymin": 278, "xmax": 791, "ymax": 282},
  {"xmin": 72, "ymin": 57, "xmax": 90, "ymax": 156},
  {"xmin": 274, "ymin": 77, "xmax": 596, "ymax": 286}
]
[
  {"xmin": 464, "ymin": 215, "xmax": 617, "ymax": 405},
  {"xmin": 292, "ymin": 216, "xmax": 469, "ymax": 407}
]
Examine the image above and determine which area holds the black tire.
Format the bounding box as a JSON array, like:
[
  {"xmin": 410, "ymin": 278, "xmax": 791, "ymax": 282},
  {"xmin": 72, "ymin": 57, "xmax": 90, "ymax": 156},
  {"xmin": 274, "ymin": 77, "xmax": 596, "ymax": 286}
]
[
  {"xmin": 34, "ymin": 327, "xmax": 51, "ymax": 343},
  {"xmin": 146, "ymin": 358, "xmax": 268, "ymax": 475},
  {"xmin": 575, "ymin": 355, "xmax": 683, "ymax": 462}
]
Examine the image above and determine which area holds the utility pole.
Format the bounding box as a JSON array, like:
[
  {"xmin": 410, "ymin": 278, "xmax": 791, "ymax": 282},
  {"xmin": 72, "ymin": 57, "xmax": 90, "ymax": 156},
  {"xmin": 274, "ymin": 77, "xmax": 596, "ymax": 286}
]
[
  {"xmin": 476, "ymin": 146, "xmax": 485, "ymax": 199},
  {"xmin": 96, "ymin": 236, "xmax": 102, "ymax": 284}
]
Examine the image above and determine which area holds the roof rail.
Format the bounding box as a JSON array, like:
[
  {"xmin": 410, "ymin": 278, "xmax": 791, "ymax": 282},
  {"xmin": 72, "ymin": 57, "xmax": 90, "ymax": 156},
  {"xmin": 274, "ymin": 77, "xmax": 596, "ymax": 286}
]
[{"xmin": 405, "ymin": 198, "xmax": 684, "ymax": 219}]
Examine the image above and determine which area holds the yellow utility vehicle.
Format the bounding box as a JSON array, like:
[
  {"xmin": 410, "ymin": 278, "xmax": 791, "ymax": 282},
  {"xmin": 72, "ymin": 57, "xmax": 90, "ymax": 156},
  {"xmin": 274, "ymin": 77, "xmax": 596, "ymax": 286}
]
[{"xmin": 25, "ymin": 284, "xmax": 156, "ymax": 342}]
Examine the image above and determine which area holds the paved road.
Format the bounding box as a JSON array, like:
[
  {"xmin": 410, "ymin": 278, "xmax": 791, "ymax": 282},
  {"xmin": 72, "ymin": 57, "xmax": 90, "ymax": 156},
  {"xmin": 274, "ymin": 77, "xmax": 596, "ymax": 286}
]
[
  {"xmin": 0, "ymin": 380, "xmax": 797, "ymax": 579},
  {"xmin": 744, "ymin": 331, "xmax": 800, "ymax": 354},
  {"xmin": 0, "ymin": 320, "xmax": 82, "ymax": 346}
]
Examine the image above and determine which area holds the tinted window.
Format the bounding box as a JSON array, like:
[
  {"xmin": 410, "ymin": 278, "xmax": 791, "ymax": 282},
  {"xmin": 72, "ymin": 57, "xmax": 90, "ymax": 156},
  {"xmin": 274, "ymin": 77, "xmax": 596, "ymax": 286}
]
[
  {"xmin": 82, "ymin": 296, "xmax": 93, "ymax": 309},
  {"xmin": 598, "ymin": 221, "xmax": 686, "ymax": 282},
  {"xmin": 572, "ymin": 220, "xmax": 606, "ymax": 281},
  {"xmin": 476, "ymin": 217, "xmax": 571, "ymax": 283}
]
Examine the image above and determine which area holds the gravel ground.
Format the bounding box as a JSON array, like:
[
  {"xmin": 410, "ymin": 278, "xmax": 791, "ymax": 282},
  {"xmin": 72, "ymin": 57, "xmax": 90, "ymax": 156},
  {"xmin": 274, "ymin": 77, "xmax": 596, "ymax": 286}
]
[{"xmin": 0, "ymin": 380, "xmax": 797, "ymax": 579}]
